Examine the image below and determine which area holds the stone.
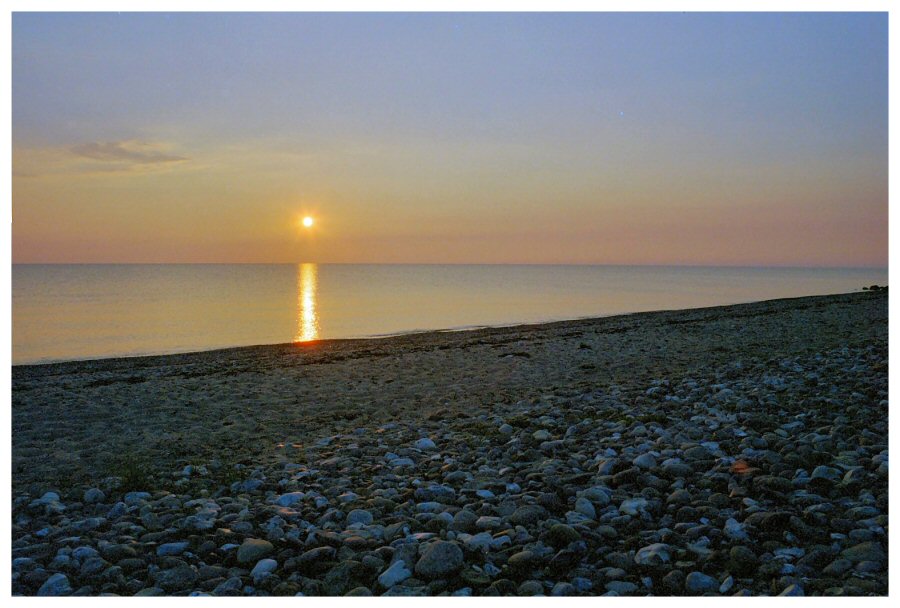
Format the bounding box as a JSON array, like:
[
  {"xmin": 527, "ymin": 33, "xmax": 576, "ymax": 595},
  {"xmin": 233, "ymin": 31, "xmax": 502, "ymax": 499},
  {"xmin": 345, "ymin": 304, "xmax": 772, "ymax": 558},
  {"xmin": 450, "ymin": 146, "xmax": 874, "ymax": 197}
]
[
  {"xmin": 450, "ymin": 509, "xmax": 479, "ymax": 532},
  {"xmin": 841, "ymin": 541, "xmax": 886, "ymax": 564},
  {"xmin": 619, "ymin": 497, "xmax": 648, "ymax": 516},
  {"xmin": 633, "ymin": 453, "xmax": 657, "ymax": 469},
  {"xmin": 779, "ymin": 583, "xmax": 804, "ymax": 596},
  {"xmin": 475, "ymin": 515, "xmax": 501, "ymax": 530},
  {"xmin": 157, "ymin": 541, "xmax": 190, "ymax": 557},
  {"xmin": 685, "ymin": 571, "xmax": 718, "ymax": 594},
  {"xmin": 533, "ymin": 430, "xmax": 551, "ymax": 441},
  {"xmin": 605, "ymin": 581, "xmax": 637, "ymax": 594},
  {"xmin": 345, "ymin": 587, "xmax": 372, "ymax": 596},
  {"xmin": 237, "ymin": 538, "xmax": 275, "ymax": 564},
  {"xmin": 551, "ymin": 582, "xmax": 576, "ymax": 596},
  {"xmin": 378, "ymin": 560, "xmax": 412, "ymax": 588},
  {"xmin": 518, "ymin": 580, "xmax": 545, "ymax": 596},
  {"xmin": 275, "ymin": 492, "xmax": 305, "ymax": 507},
  {"xmin": 574, "ymin": 497, "xmax": 596, "ymax": 519},
  {"xmin": 546, "ymin": 523, "xmax": 581, "ymax": 547},
  {"xmin": 723, "ymin": 518, "xmax": 748, "ymax": 541},
  {"xmin": 213, "ymin": 577, "xmax": 243, "ymax": 596},
  {"xmin": 251, "ymin": 558, "xmax": 278, "ymax": 583},
  {"xmin": 822, "ymin": 559, "xmax": 853, "ymax": 576},
  {"xmin": 509, "ymin": 504, "xmax": 547, "ymax": 526},
  {"xmin": 415, "ymin": 541, "xmax": 464, "ymax": 580},
  {"xmin": 507, "ymin": 550, "xmax": 536, "ymax": 573},
  {"xmin": 347, "ymin": 509, "xmax": 373, "ymax": 526},
  {"xmin": 634, "ymin": 543, "xmax": 671, "ymax": 566},
  {"xmin": 37, "ymin": 573, "xmax": 72, "ymax": 596},
  {"xmin": 415, "ymin": 438, "xmax": 437, "ymax": 450},
  {"xmin": 84, "ymin": 488, "xmax": 106, "ymax": 504},
  {"xmin": 154, "ymin": 565, "xmax": 199, "ymax": 592}
]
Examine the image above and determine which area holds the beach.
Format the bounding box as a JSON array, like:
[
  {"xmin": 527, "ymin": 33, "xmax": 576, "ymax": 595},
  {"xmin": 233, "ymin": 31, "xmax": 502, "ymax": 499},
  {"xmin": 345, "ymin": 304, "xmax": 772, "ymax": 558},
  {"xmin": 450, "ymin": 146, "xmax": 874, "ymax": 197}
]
[{"xmin": 11, "ymin": 290, "xmax": 888, "ymax": 596}]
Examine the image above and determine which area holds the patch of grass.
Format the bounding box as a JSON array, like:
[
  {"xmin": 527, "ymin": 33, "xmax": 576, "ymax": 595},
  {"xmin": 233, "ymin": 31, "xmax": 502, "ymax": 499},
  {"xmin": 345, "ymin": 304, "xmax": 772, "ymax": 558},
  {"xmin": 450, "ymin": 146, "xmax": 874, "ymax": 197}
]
[
  {"xmin": 637, "ymin": 412, "xmax": 669, "ymax": 425},
  {"xmin": 108, "ymin": 451, "xmax": 155, "ymax": 493}
]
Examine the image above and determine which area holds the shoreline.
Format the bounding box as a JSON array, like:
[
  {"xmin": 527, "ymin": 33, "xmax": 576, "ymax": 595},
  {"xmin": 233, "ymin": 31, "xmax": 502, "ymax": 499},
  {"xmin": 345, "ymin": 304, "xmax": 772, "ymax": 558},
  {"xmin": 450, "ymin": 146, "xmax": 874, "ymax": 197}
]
[
  {"xmin": 12, "ymin": 289, "xmax": 888, "ymax": 596},
  {"xmin": 11, "ymin": 289, "xmax": 879, "ymax": 369}
]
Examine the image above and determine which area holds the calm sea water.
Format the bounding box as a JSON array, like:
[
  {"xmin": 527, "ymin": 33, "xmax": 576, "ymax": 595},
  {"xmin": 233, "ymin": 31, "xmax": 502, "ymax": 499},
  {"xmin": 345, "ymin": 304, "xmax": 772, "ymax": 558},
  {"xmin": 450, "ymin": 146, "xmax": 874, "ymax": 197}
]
[{"xmin": 11, "ymin": 264, "xmax": 887, "ymax": 365}]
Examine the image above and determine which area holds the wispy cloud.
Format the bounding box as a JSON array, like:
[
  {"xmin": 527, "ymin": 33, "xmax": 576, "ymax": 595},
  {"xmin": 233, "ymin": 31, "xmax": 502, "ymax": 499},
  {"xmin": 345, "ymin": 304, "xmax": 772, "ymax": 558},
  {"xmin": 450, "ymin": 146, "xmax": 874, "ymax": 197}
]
[
  {"xmin": 13, "ymin": 139, "xmax": 190, "ymax": 178},
  {"xmin": 70, "ymin": 140, "xmax": 188, "ymax": 165}
]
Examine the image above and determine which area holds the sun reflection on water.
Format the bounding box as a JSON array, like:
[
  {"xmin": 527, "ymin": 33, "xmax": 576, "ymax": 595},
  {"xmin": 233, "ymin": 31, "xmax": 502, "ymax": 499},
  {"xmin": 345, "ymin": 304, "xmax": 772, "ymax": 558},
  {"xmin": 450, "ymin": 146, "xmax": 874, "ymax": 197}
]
[{"xmin": 295, "ymin": 263, "xmax": 319, "ymax": 342}]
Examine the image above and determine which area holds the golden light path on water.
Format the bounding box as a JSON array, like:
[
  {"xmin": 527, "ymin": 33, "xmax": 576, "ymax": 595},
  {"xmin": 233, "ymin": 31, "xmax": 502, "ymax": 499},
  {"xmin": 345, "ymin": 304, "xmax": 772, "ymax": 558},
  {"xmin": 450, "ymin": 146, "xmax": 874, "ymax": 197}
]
[{"xmin": 295, "ymin": 263, "xmax": 319, "ymax": 342}]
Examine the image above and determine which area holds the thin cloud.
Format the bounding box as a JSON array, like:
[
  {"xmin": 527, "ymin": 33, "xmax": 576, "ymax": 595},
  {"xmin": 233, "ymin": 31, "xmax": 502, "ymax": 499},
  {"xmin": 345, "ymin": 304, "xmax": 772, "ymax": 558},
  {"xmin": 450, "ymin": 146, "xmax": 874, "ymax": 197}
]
[{"xmin": 70, "ymin": 140, "xmax": 188, "ymax": 165}]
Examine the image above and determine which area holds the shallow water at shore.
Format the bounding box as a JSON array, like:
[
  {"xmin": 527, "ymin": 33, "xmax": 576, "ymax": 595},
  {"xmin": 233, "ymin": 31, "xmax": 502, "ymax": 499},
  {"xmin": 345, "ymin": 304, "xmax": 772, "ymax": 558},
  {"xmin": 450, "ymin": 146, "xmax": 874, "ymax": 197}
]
[{"xmin": 12, "ymin": 264, "xmax": 887, "ymax": 364}]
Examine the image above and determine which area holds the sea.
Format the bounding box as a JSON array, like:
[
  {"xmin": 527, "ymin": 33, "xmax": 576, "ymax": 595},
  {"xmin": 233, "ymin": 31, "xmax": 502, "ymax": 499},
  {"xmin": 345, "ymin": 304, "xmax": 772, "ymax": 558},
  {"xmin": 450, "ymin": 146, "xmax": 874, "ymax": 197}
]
[{"xmin": 11, "ymin": 264, "xmax": 887, "ymax": 365}]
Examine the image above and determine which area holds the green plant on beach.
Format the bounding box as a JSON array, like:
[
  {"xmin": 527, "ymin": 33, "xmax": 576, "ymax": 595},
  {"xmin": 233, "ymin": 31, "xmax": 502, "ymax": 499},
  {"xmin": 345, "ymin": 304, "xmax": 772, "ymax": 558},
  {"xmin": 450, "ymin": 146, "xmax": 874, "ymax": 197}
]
[{"xmin": 108, "ymin": 451, "xmax": 155, "ymax": 493}]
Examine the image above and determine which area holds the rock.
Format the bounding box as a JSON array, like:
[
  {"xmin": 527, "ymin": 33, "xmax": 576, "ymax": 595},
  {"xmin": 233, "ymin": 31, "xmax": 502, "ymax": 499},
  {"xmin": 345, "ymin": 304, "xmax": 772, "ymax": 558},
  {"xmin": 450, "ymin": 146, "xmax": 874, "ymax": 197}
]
[
  {"xmin": 842, "ymin": 541, "xmax": 885, "ymax": 564},
  {"xmin": 574, "ymin": 497, "xmax": 596, "ymax": 519},
  {"xmin": 810, "ymin": 466, "xmax": 842, "ymax": 484},
  {"xmin": 518, "ymin": 580, "xmax": 545, "ymax": 596},
  {"xmin": 633, "ymin": 453, "xmax": 657, "ymax": 469},
  {"xmin": 619, "ymin": 497, "xmax": 648, "ymax": 516},
  {"xmin": 275, "ymin": 492, "xmax": 305, "ymax": 507},
  {"xmin": 823, "ymin": 559, "xmax": 853, "ymax": 576},
  {"xmin": 378, "ymin": 560, "xmax": 412, "ymax": 588},
  {"xmin": 157, "ymin": 541, "xmax": 190, "ymax": 557},
  {"xmin": 37, "ymin": 573, "xmax": 72, "ymax": 596},
  {"xmin": 415, "ymin": 541, "xmax": 464, "ymax": 580},
  {"xmin": 545, "ymin": 523, "xmax": 581, "ymax": 548},
  {"xmin": 84, "ymin": 488, "xmax": 105, "ymax": 504},
  {"xmin": 729, "ymin": 546, "xmax": 758, "ymax": 576},
  {"xmin": 551, "ymin": 582, "xmax": 576, "ymax": 596},
  {"xmin": 123, "ymin": 491, "xmax": 151, "ymax": 506},
  {"xmin": 507, "ymin": 550, "xmax": 537, "ymax": 574},
  {"xmin": 212, "ymin": 577, "xmax": 243, "ymax": 596},
  {"xmin": 667, "ymin": 488, "xmax": 691, "ymax": 505},
  {"xmin": 685, "ymin": 571, "xmax": 718, "ymax": 594},
  {"xmin": 779, "ymin": 583, "xmax": 804, "ymax": 596},
  {"xmin": 450, "ymin": 509, "xmax": 479, "ymax": 532},
  {"xmin": 251, "ymin": 558, "xmax": 278, "ymax": 583},
  {"xmin": 415, "ymin": 438, "xmax": 437, "ymax": 450},
  {"xmin": 605, "ymin": 581, "xmax": 637, "ymax": 594},
  {"xmin": 533, "ymin": 430, "xmax": 551, "ymax": 441},
  {"xmin": 154, "ymin": 565, "xmax": 198, "ymax": 592},
  {"xmin": 237, "ymin": 538, "xmax": 274, "ymax": 564},
  {"xmin": 347, "ymin": 509, "xmax": 373, "ymax": 526},
  {"xmin": 475, "ymin": 515, "xmax": 501, "ymax": 530},
  {"xmin": 579, "ymin": 486, "xmax": 611, "ymax": 507},
  {"xmin": 634, "ymin": 543, "xmax": 671, "ymax": 566},
  {"xmin": 345, "ymin": 587, "xmax": 372, "ymax": 596},
  {"xmin": 80, "ymin": 557, "xmax": 108, "ymax": 576},
  {"xmin": 724, "ymin": 518, "xmax": 748, "ymax": 541},
  {"xmin": 660, "ymin": 459, "xmax": 694, "ymax": 478},
  {"xmin": 509, "ymin": 505, "xmax": 547, "ymax": 526}
]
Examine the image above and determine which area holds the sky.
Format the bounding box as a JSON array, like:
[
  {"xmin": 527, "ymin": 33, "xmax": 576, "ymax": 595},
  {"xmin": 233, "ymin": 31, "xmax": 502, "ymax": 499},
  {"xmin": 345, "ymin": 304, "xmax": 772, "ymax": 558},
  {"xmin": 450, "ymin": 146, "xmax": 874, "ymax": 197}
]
[{"xmin": 11, "ymin": 12, "xmax": 888, "ymax": 266}]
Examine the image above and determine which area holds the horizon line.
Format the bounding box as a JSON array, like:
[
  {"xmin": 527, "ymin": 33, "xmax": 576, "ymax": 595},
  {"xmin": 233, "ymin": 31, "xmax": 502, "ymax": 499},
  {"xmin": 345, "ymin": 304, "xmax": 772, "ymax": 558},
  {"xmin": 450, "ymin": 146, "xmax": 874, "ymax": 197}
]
[{"xmin": 10, "ymin": 261, "xmax": 889, "ymax": 270}]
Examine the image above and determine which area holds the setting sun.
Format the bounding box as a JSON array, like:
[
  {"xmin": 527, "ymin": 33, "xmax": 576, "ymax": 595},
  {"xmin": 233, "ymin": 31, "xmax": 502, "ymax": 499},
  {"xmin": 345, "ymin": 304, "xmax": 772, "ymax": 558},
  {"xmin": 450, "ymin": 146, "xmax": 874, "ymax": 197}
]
[{"xmin": 302, "ymin": 216, "xmax": 314, "ymax": 228}]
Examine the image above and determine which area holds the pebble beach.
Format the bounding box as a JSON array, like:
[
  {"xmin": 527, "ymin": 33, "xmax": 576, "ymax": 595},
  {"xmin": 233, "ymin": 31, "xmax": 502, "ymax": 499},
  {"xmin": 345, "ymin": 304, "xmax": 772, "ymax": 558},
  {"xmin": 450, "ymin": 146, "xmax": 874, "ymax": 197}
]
[{"xmin": 11, "ymin": 290, "xmax": 888, "ymax": 596}]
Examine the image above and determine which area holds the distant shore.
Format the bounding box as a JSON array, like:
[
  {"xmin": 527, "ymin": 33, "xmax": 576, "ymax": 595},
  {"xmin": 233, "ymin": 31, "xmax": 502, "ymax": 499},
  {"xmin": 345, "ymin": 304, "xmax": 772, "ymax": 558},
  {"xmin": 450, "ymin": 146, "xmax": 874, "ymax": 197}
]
[{"xmin": 12, "ymin": 290, "xmax": 888, "ymax": 596}]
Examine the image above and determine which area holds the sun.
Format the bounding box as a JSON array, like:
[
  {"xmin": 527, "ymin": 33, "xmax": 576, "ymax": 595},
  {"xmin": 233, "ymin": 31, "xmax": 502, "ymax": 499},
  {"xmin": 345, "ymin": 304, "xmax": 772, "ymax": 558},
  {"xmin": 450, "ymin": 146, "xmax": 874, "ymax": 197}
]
[{"xmin": 302, "ymin": 216, "xmax": 314, "ymax": 228}]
